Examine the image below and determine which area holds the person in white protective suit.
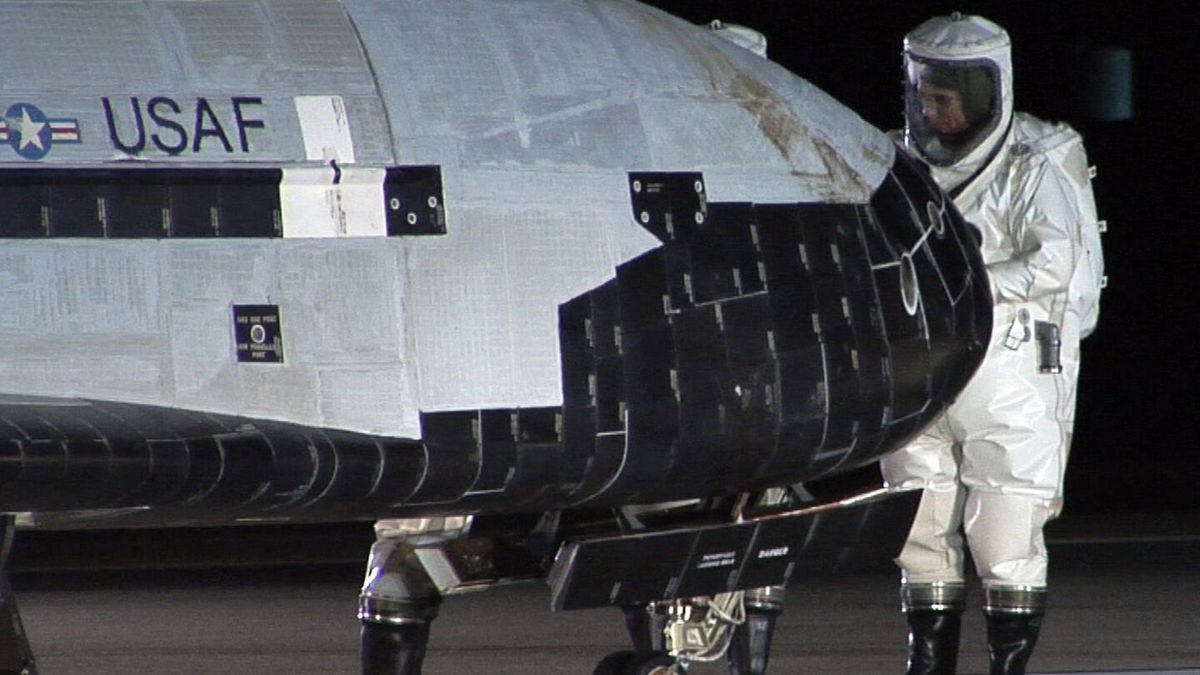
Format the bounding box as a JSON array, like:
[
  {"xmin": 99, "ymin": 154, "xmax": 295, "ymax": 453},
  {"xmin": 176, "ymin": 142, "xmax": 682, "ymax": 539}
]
[{"xmin": 880, "ymin": 13, "xmax": 1104, "ymax": 675}]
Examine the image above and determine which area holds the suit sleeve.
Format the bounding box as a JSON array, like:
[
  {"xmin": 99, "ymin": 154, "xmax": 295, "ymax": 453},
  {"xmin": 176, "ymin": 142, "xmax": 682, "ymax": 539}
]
[{"xmin": 986, "ymin": 156, "xmax": 1081, "ymax": 305}]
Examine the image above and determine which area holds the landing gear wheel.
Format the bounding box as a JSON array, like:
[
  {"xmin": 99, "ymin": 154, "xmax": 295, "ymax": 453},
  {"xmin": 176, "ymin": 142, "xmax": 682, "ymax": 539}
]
[
  {"xmin": 593, "ymin": 650, "xmax": 678, "ymax": 675},
  {"xmin": 624, "ymin": 651, "xmax": 676, "ymax": 674},
  {"xmin": 593, "ymin": 650, "xmax": 635, "ymax": 675}
]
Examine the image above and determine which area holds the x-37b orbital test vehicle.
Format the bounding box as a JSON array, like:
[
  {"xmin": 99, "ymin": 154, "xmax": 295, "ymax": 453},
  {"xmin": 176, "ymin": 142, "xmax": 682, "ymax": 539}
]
[{"xmin": 0, "ymin": 0, "xmax": 991, "ymax": 672}]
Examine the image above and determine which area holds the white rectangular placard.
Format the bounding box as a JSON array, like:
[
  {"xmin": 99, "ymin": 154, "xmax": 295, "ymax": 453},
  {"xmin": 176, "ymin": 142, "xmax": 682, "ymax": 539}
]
[{"xmin": 295, "ymin": 95, "xmax": 356, "ymax": 163}]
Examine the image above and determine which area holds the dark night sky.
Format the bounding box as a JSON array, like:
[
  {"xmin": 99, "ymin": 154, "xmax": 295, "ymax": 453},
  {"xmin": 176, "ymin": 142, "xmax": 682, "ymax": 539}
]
[{"xmin": 644, "ymin": 1, "xmax": 1200, "ymax": 513}]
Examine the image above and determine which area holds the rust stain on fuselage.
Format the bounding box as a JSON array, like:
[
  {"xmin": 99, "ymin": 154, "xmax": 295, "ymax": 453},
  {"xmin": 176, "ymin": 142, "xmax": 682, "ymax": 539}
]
[
  {"xmin": 724, "ymin": 70, "xmax": 801, "ymax": 165},
  {"xmin": 695, "ymin": 37, "xmax": 870, "ymax": 198},
  {"xmin": 724, "ymin": 68, "xmax": 872, "ymax": 199},
  {"xmin": 623, "ymin": 5, "xmax": 873, "ymax": 198}
]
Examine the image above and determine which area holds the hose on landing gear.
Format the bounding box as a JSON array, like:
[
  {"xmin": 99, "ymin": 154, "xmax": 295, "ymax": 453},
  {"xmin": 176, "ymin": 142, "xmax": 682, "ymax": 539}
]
[
  {"xmin": 600, "ymin": 585, "xmax": 783, "ymax": 674},
  {"xmin": 663, "ymin": 591, "xmax": 745, "ymax": 664}
]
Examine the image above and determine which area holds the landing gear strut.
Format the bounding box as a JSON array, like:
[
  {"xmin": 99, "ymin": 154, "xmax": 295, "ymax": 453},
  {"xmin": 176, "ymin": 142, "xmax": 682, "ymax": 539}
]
[
  {"xmin": 725, "ymin": 586, "xmax": 784, "ymax": 675},
  {"xmin": 593, "ymin": 584, "xmax": 784, "ymax": 675},
  {"xmin": 593, "ymin": 490, "xmax": 797, "ymax": 675},
  {"xmin": 0, "ymin": 515, "xmax": 37, "ymax": 675}
]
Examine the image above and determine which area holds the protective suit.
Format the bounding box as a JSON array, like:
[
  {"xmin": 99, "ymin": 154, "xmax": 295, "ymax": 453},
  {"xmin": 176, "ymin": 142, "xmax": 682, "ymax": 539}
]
[{"xmin": 880, "ymin": 13, "xmax": 1103, "ymax": 675}]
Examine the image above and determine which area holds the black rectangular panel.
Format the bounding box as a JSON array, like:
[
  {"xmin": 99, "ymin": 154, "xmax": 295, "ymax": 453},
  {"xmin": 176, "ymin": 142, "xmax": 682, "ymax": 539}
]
[
  {"xmin": 473, "ymin": 411, "xmax": 518, "ymax": 493},
  {"xmin": 573, "ymin": 431, "xmax": 625, "ymax": 499},
  {"xmin": 628, "ymin": 172, "xmax": 707, "ymax": 243},
  {"xmin": 232, "ymin": 304, "xmax": 284, "ymax": 363},
  {"xmin": 672, "ymin": 526, "xmax": 757, "ymax": 598},
  {"xmin": 736, "ymin": 518, "xmax": 810, "ymax": 590},
  {"xmin": 798, "ymin": 207, "xmax": 841, "ymax": 276},
  {"xmin": 887, "ymin": 337, "xmax": 933, "ymax": 420},
  {"xmin": 754, "ymin": 204, "xmax": 806, "ymax": 282},
  {"xmin": 672, "ymin": 305, "xmax": 725, "ymax": 366},
  {"xmin": 558, "ymin": 292, "xmax": 594, "ymax": 407},
  {"xmin": 0, "ymin": 168, "xmax": 281, "ymax": 239},
  {"xmin": 506, "ymin": 442, "xmax": 564, "ymax": 501},
  {"xmin": 411, "ymin": 410, "xmax": 481, "ymax": 504},
  {"xmin": 624, "ymin": 398, "xmax": 679, "ymax": 462},
  {"xmin": 594, "ymin": 356, "xmax": 624, "ymax": 434},
  {"xmin": 617, "ymin": 250, "xmax": 669, "ymax": 330},
  {"xmin": 810, "ymin": 273, "xmax": 852, "ymax": 345},
  {"xmin": 766, "ymin": 276, "xmax": 819, "ymax": 352},
  {"xmin": 621, "ymin": 325, "xmax": 675, "ymax": 405},
  {"xmin": 0, "ymin": 182, "xmax": 48, "ymax": 237},
  {"xmin": 170, "ymin": 178, "xmax": 221, "ymax": 237},
  {"xmin": 107, "ymin": 171, "xmax": 170, "ymax": 238},
  {"xmin": 873, "ymin": 266, "xmax": 924, "ymax": 341},
  {"xmin": 552, "ymin": 530, "xmax": 692, "ymax": 610},
  {"xmin": 385, "ymin": 165, "xmax": 445, "ymax": 236},
  {"xmin": 305, "ymin": 430, "xmax": 383, "ymax": 505},
  {"xmin": 49, "ymin": 181, "xmax": 105, "ymax": 237},
  {"xmin": 589, "ymin": 280, "xmax": 620, "ymax": 359},
  {"xmin": 721, "ymin": 294, "xmax": 773, "ymax": 366},
  {"xmin": 549, "ymin": 489, "xmax": 919, "ymax": 611},
  {"xmin": 662, "ymin": 243, "xmax": 694, "ymax": 311},
  {"xmin": 676, "ymin": 369, "xmax": 723, "ymax": 441},
  {"xmin": 217, "ymin": 170, "xmax": 281, "ymax": 237},
  {"xmin": 675, "ymin": 203, "xmax": 763, "ymax": 305},
  {"xmin": 517, "ymin": 408, "xmax": 560, "ymax": 444},
  {"xmin": 718, "ymin": 362, "xmax": 777, "ymax": 446},
  {"xmin": 775, "ymin": 347, "xmax": 826, "ymax": 423},
  {"xmin": 560, "ymin": 405, "xmax": 596, "ymax": 461}
]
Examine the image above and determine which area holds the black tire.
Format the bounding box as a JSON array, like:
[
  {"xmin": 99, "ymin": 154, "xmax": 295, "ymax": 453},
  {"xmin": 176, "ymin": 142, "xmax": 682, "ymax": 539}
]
[
  {"xmin": 592, "ymin": 650, "xmax": 636, "ymax": 675},
  {"xmin": 624, "ymin": 651, "xmax": 676, "ymax": 675}
]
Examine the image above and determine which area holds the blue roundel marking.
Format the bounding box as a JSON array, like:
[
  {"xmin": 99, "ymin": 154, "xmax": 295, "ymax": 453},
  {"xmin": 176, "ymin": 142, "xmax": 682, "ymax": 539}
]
[{"xmin": 6, "ymin": 103, "xmax": 53, "ymax": 160}]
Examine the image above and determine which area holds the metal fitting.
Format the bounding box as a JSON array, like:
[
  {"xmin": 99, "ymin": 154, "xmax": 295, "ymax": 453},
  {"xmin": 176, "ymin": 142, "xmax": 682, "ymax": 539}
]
[
  {"xmin": 983, "ymin": 586, "xmax": 1047, "ymax": 615},
  {"xmin": 358, "ymin": 594, "xmax": 441, "ymax": 626},
  {"xmin": 358, "ymin": 538, "xmax": 443, "ymax": 626},
  {"xmin": 744, "ymin": 585, "xmax": 786, "ymax": 613},
  {"xmin": 900, "ymin": 582, "xmax": 967, "ymax": 613}
]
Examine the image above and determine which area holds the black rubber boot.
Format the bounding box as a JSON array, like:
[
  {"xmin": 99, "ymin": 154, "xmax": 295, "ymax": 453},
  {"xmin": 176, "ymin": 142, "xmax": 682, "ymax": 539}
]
[
  {"xmin": 725, "ymin": 607, "xmax": 779, "ymax": 675},
  {"xmin": 904, "ymin": 609, "xmax": 962, "ymax": 675},
  {"xmin": 982, "ymin": 586, "xmax": 1047, "ymax": 675},
  {"xmin": 984, "ymin": 611, "xmax": 1043, "ymax": 675},
  {"xmin": 360, "ymin": 621, "xmax": 430, "ymax": 675},
  {"xmin": 900, "ymin": 582, "xmax": 966, "ymax": 675}
]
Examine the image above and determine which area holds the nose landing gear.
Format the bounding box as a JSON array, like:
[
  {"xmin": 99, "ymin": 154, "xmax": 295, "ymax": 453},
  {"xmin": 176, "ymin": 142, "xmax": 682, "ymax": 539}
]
[{"xmin": 594, "ymin": 585, "xmax": 782, "ymax": 675}]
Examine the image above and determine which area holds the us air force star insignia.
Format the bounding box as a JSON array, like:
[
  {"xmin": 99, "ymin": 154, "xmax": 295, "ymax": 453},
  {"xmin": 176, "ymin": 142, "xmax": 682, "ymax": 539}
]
[
  {"xmin": 16, "ymin": 107, "xmax": 47, "ymax": 152},
  {"xmin": 0, "ymin": 103, "xmax": 82, "ymax": 160}
]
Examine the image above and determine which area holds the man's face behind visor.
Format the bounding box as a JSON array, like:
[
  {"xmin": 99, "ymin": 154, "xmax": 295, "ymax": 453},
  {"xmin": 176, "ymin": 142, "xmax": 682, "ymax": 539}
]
[
  {"xmin": 904, "ymin": 60, "xmax": 999, "ymax": 164},
  {"xmin": 917, "ymin": 79, "xmax": 970, "ymax": 138}
]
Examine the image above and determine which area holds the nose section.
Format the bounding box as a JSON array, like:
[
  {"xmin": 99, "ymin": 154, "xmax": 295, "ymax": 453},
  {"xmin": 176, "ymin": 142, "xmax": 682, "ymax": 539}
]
[
  {"xmin": 868, "ymin": 148, "xmax": 991, "ymax": 414},
  {"xmin": 556, "ymin": 163, "xmax": 990, "ymax": 507}
]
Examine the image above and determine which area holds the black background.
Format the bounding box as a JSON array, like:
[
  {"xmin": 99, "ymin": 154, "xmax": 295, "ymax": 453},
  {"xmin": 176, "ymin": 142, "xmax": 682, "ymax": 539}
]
[{"xmin": 644, "ymin": 1, "xmax": 1200, "ymax": 515}]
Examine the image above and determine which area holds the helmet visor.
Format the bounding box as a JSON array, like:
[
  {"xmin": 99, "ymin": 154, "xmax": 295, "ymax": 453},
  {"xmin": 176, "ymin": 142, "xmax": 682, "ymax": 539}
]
[{"xmin": 904, "ymin": 57, "xmax": 1000, "ymax": 166}]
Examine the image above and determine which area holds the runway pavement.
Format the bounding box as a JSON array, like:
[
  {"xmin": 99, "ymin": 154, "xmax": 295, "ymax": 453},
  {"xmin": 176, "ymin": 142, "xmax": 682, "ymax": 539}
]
[{"xmin": 10, "ymin": 531, "xmax": 1200, "ymax": 675}]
